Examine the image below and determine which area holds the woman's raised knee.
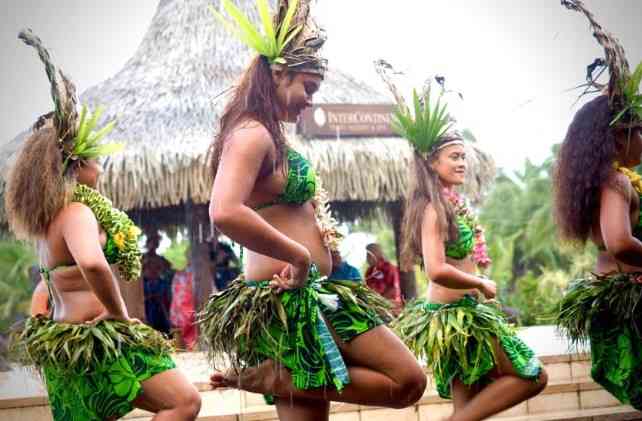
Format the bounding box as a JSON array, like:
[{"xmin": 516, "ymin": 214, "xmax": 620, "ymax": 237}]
[
  {"xmin": 392, "ymin": 368, "xmax": 427, "ymax": 408},
  {"xmin": 176, "ymin": 388, "xmax": 202, "ymax": 419},
  {"xmin": 532, "ymin": 368, "xmax": 548, "ymax": 395}
]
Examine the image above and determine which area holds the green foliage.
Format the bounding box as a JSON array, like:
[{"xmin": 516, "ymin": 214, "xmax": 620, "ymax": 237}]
[
  {"xmin": 210, "ymin": 0, "xmax": 301, "ymax": 65},
  {"xmin": 162, "ymin": 234, "xmax": 190, "ymax": 271},
  {"xmin": 0, "ymin": 239, "xmax": 37, "ymax": 334},
  {"xmin": 479, "ymin": 147, "xmax": 594, "ymax": 325}
]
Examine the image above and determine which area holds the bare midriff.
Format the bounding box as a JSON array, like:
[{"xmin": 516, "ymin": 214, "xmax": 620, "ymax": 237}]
[
  {"xmin": 426, "ymin": 255, "xmax": 480, "ymax": 304},
  {"xmin": 44, "ymin": 228, "xmax": 108, "ymax": 324},
  {"xmin": 594, "ymin": 251, "xmax": 642, "ymax": 274},
  {"xmin": 245, "ymin": 201, "xmax": 331, "ymax": 281},
  {"xmin": 593, "ymin": 202, "xmax": 642, "ymax": 275},
  {"xmin": 48, "ymin": 266, "xmax": 106, "ymax": 323}
]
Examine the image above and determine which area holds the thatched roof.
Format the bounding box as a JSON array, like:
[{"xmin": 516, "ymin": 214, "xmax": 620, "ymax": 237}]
[{"xmin": 0, "ymin": 0, "xmax": 495, "ymax": 226}]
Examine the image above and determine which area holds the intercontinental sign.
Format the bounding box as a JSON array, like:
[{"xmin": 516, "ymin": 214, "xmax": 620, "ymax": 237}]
[{"xmin": 297, "ymin": 104, "xmax": 396, "ymax": 138}]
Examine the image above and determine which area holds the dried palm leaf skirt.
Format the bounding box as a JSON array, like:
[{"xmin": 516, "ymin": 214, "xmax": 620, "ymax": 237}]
[
  {"xmin": 557, "ymin": 272, "xmax": 642, "ymax": 409},
  {"xmin": 10, "ymin": 316, "xmax": 175, "ymax": 420},
  {"xmin": 392, "ymin": 295, "xmax": 541, "ymax": 399},
  {"xmin": 197, "ymin": 265, "xmax": 391, "ymax": 397}
]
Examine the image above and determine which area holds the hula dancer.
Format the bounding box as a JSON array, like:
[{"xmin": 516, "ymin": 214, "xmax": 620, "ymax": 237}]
[
  {"xmin": 6, "ymin": 30, "xmax": 201, "ymax": 421},
  {"xmin": 554, "ymin": 0, "xmax": 642, "ymax": 410},
  {"xmin": 377, "ymin": 62, "xmax": 547, "ymax": 421},
  {"xmin": 200, "ymin": 1, "xmax": 426, "ymax": 419}
]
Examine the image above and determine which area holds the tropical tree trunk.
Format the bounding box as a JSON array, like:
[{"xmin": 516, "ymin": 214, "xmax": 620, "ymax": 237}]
[
  {"xmin": 186, "ymin": 201, "xmax": 213, "ymax": 313},
  {"xmin": 388, "ymin": 201, "xmax": 417, "ymax": 300}
]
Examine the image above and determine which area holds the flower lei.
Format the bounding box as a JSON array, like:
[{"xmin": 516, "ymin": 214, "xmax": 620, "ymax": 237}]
[
  {"xmin": 442, "ymin": 188, "xmax": 492, "ymax": 269},
  {"xmin": 72, "ymin": 184, "xmax": 142, "ymax": 282},
  {"xmin": 311, "ymin": 178, "xmax": 343, "ymax": 253},
  {"xmin": 614, "ymin": 164, "xmax": 642, "ymax": 195}
]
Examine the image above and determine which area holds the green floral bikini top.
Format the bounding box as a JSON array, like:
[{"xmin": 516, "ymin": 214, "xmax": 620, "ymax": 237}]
[
  {"xmin": 256, "ymin": 149, "xmax": 317, "ymax": 209},
  {"xmin": 445, "ymin": 217, "xmax": 475, "ymax": 260}
]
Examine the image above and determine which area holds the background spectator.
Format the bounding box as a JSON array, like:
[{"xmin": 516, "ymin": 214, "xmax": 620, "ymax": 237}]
[
  {"xmin": 364, "ymin": 243, "xmax": 402, "ymax": 312},
  {"xmin": 143, "ymin": 230, "xmax": 174, "ymax": 334},
  {"xmin": 328, "ymin": 249, "xmax": 361, "ymax": 282},
  {"xmin": 212, "ymin": 242, "xmax": 240, "ymax": 291}
]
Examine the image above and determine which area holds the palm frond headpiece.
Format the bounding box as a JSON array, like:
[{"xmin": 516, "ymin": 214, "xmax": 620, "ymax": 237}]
[
  {"xmin": 374, "ymin": 59, "xmax": 462, "ymax": 157},
  {"xmin": 211, "ymin": 0, "xmax": 327, "ymax": 75},
  {"xmin": 562, "ymin": 0, "xmax": 642, "ymax": 128},
  {"xmin": 19, "ymin": 29, "xmax": 123, "ymax": 170}
]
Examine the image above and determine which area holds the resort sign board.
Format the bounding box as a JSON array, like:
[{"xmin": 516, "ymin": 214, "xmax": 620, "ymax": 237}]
[{"xmin": 297, "ymin": 104, "xmax": 396, "ymax": 138}]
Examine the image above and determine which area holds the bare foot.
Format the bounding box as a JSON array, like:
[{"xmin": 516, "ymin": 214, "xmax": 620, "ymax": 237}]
[{"xmin": 209, "ymin": 359, "xmax": 292, "ymax": 395}]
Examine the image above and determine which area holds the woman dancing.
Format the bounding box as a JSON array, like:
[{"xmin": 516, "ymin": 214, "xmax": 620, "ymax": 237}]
[
  {"xmin": 199, "ymin": 1, "xmax": 426, "ymax": 420},
  {"xmin": 6, "ymin": 30, "xmax": 201, "ymax": 421}
]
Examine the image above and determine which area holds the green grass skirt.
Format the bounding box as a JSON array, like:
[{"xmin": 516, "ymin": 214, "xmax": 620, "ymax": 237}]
[
  {"xmin": 392, "ymin": 295, "xmax": 541, "ymax": 399},
  {"xmin": 9, "ymin": 316, "xmax": 175, "ymax": 420},
  {"xmin": 197, "ymin": 266, "xmax": 391, "ymax": 396},
  {"xmin": 557, "ymin": 272, "xmax": 642, "ymax": 409}
]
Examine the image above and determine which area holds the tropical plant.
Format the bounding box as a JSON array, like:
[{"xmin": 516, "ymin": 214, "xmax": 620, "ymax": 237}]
[
  {"xmin": 209, "ymin": 0, "xmax": 301, "ymax": 65},
  {"xmin": 0, "ymin": 239, "xmax": 37, "ymax": 334},
  {"xmin": 479, "ymin": 145, "xmax": 595, "ymax": 325},
  {"xmin": 163, "ymin": 232, "xmax": 190, "ymax": 271}
]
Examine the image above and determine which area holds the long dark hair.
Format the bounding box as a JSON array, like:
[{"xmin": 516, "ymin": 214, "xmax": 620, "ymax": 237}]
[
  {"xmin": 553, "ymin": 95, "xmax": 618, "ymax": 245},
  {"xmin": 5, "ymin": 124, "xmax": 76, "ymax": 239},
  {"xmin": 209, "ymin": 55, "xmax": 287, "ymax": 181},
  {"xmin": 401, "ymin": 150, "xmax": 458, "ymax": 270}
]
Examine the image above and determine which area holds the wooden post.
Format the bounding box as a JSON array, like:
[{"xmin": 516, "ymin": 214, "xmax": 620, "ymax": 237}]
[
  {"xmin": 389, "ymin": 201, "xmax": 417, "ymax": 301},
  {"xmin": 186, "ymin": 201, "xmax": 214, "ymax": 313}
]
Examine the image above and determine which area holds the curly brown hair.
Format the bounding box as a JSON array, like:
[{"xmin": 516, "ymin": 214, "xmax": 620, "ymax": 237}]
[
  {"xmin": 400, "ymin": 149, "xmax": 459, "ymax": 271},
  {"xmin": 209, "ymin": 55, "xmax": 288, "ymax": 182},
  {"xmin": 553, "ymin": 95, "xmax": 620, "ymax": 245},
  {"xmin": 5, "ymin": 123, "xmax": 76, "ymax": 240}
]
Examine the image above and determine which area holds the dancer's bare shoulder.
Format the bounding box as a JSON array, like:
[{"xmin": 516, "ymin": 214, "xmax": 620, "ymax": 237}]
[{"xmin": 602, "ymin": 170, "xmax": 633, "ymax": 200}]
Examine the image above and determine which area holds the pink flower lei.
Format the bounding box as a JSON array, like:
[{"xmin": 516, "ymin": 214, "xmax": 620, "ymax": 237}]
[{"xmin": 442, "ymin": 188, "xmax": 492, "ymax": 269}]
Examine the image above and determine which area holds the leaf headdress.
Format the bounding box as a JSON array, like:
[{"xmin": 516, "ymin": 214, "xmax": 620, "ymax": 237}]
[
  {"xmin": 19, "ymin": 29, "xmax": 123, "ymax": 170},
  {"xmin": 561, "ymin": 0, "xmax": 642, "ymax": 129},
  {"xmin": 374, "ymin": 59, "xmax": 459, "ymax": 156},
  {"xmin": 210, "ymin": 0, "xmax": 327, "ymax": 75}
]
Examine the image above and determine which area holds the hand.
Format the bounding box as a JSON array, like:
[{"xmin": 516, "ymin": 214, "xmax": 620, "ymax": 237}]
[
  {"xmin": 478, "ymin": 278, "xmax": 497, "ymax": 299},
  {"xmin": 269, "ymin": 262, "xmax": 309, "ymax": 293},
  {"xmin": 85, "ymin": 309, "xmax": 134, "ymax": 325}
]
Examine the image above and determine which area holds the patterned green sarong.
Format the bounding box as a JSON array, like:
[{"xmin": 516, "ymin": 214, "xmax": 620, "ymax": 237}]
[
  {"xmin": 198, "ymin": 265, "xmax": 390, "ymax": 400},
  {"xmin": 392, "ymin": 295, "xmax": 541, "ymax": 399},
  {"xmin": 557, "ymin": 273, "xmax": 642, "ymax": 409},
  {"xmin": 44, "ymin": 347, "xmax": 175, "ymax": 420},
  {"xmin": 9, "ymin": 316, "xmax": 176, "ymax": 420}
]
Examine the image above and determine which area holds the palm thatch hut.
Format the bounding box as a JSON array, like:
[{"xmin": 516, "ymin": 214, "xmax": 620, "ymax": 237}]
[{"xmin": 0, "ymin": 0, "xmax": 495, "ymax": 304}]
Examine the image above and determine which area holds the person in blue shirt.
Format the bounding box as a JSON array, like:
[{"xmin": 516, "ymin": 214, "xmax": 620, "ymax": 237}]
[{"xmin": 328, "ymin": 249, "xmax": 362, "ymax": 282}]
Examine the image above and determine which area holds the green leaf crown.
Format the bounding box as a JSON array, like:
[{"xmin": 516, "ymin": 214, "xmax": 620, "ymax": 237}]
[
  {"xmin": 210, "ymin": 0, "xmax": 302, "ymax": 66},
  {"xmin": 375, "ymin": 59, "xmax": 457, "ymax": 155},
  {"xmin": 19, "ymin": 29, "xmax": 124, "ymax": 170}
]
